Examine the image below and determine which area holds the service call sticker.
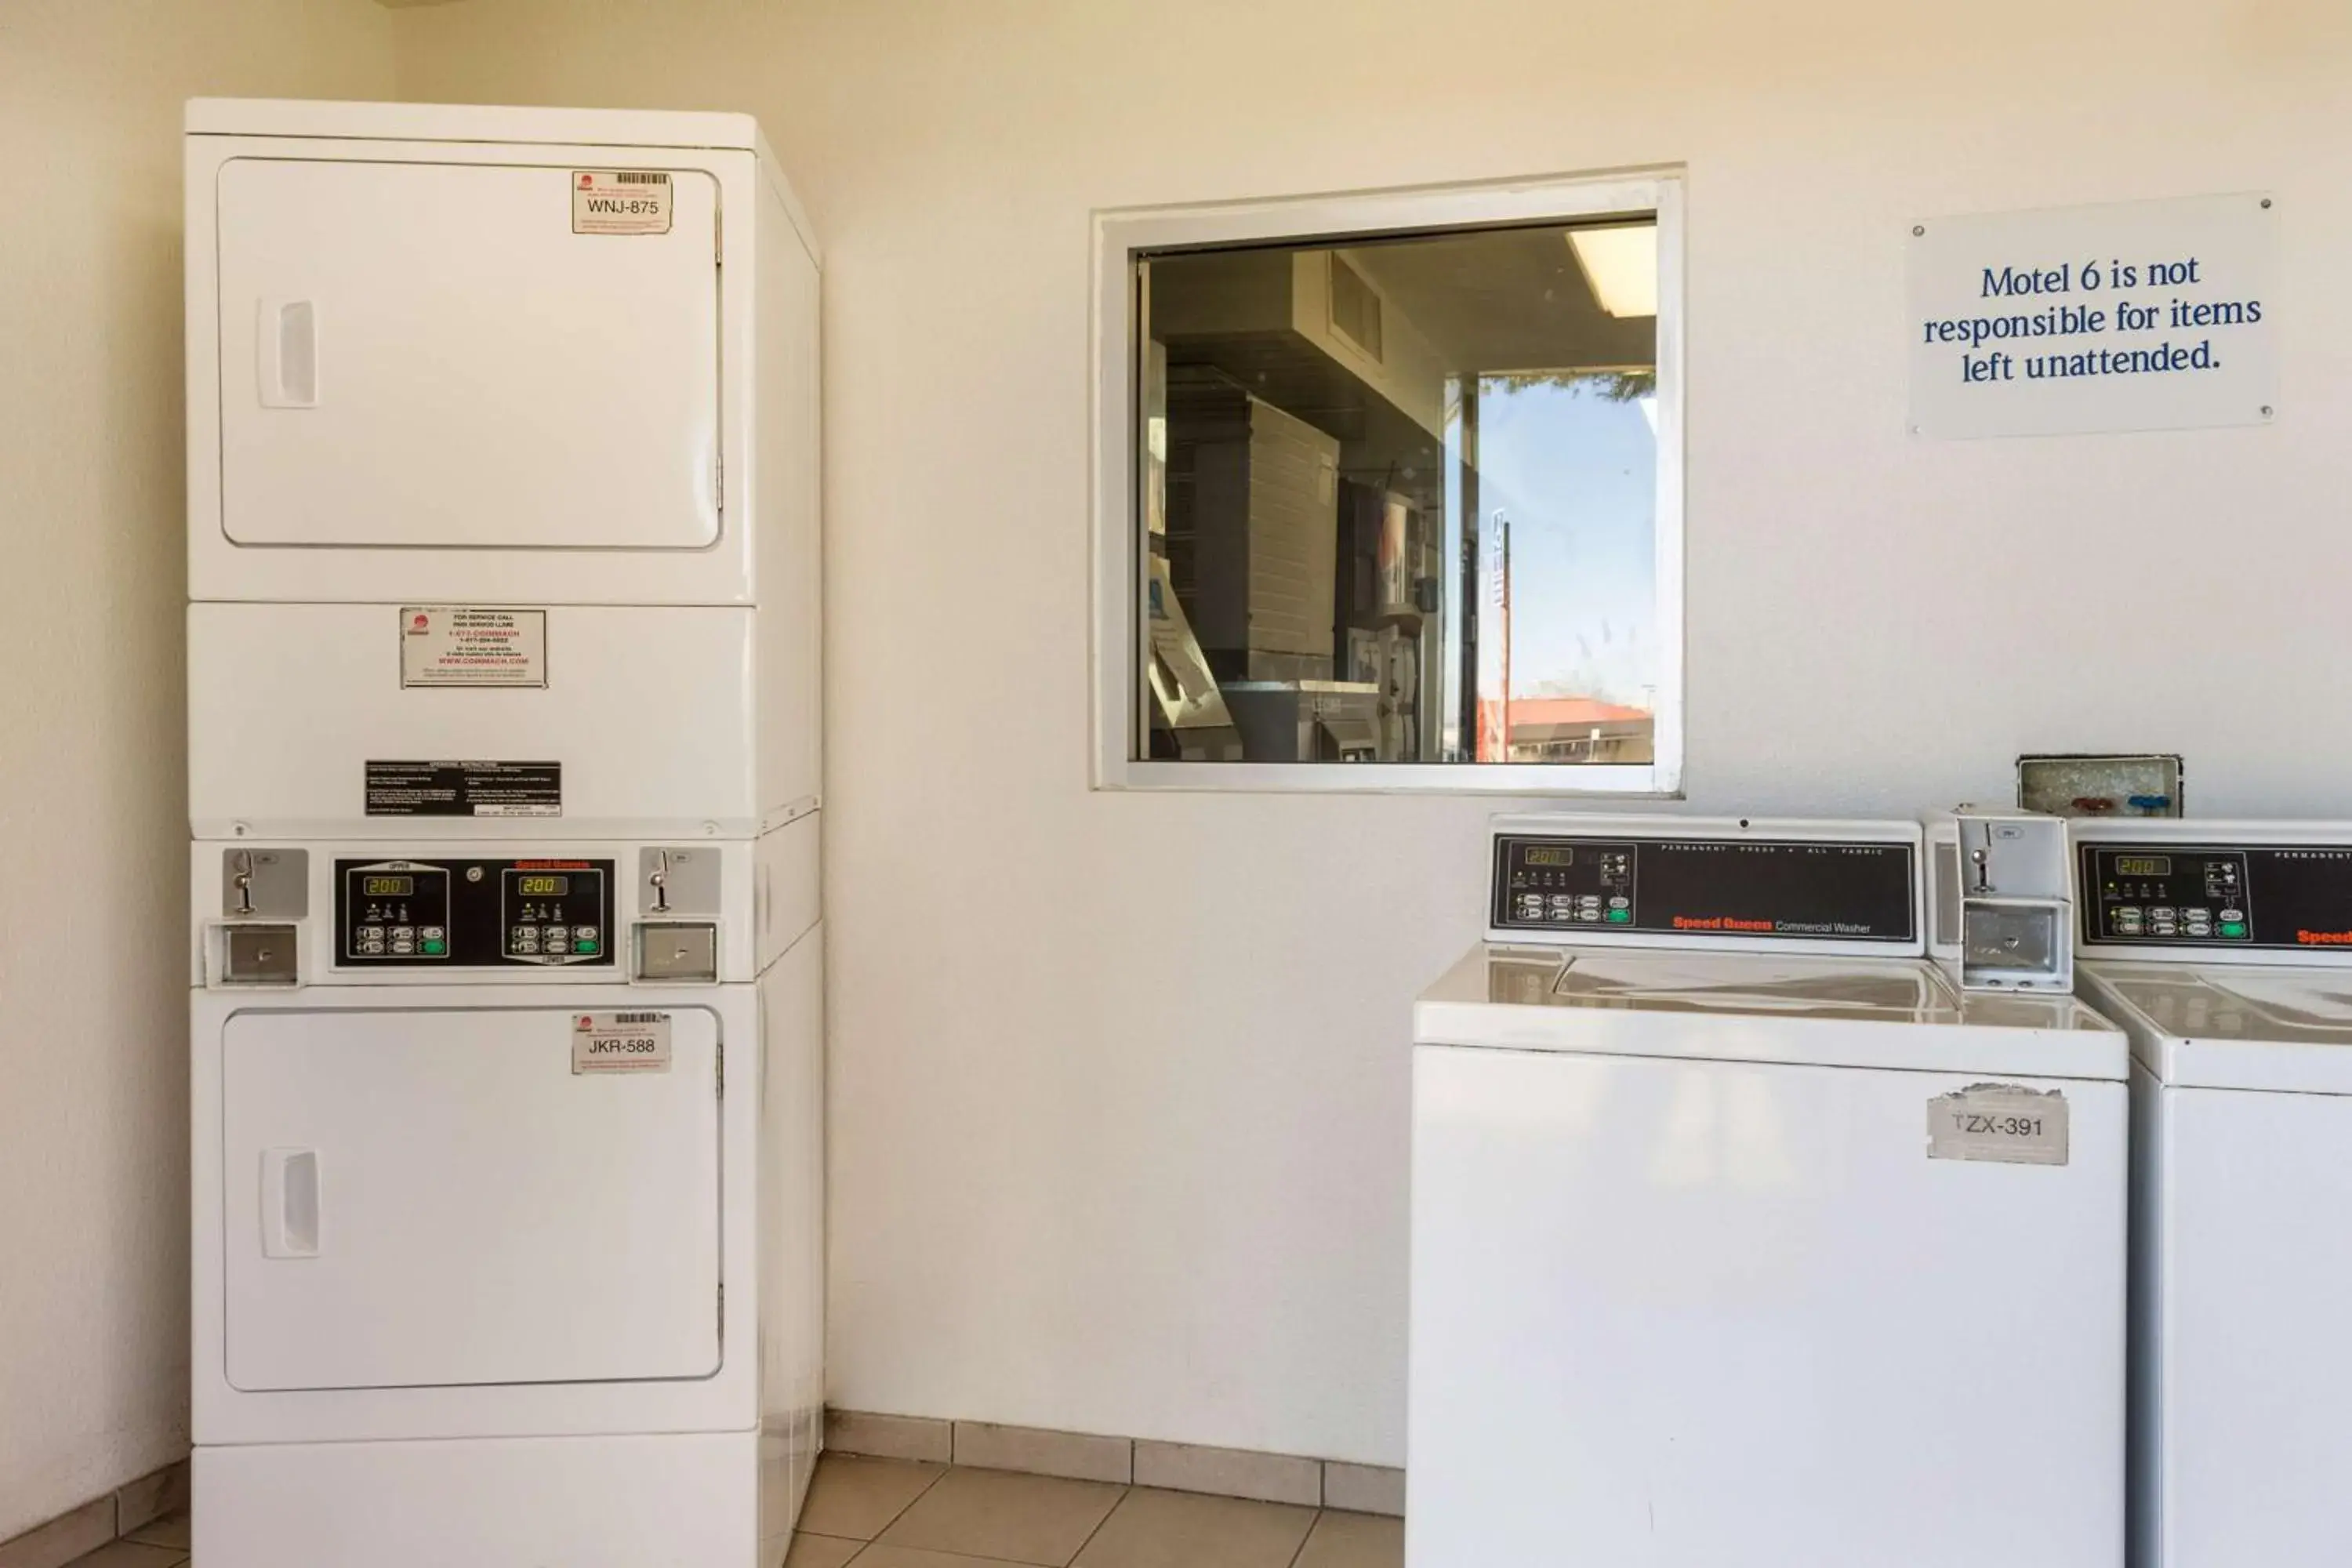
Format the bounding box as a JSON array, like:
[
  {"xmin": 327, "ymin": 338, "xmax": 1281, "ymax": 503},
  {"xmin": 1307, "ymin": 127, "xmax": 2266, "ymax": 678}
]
[
  {"xmin": 1926, "ymin": 1083, "xmax": 2069, "ymax": 1167},
  {"xmin": 572, "ymin": 170, "xmax": 673, "ymax": 235},
  {"xmin": 400, "ymin": 606, "xmax": 546, "ymax": 688},
  {"xmin": 572, "ymin": 1011, "xmax": 673, "ymax": 1075}
]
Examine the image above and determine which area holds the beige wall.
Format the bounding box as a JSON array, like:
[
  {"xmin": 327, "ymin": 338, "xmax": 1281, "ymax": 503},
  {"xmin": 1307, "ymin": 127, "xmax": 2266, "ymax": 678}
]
[
  {"xmin": 0, "ymin": 1, "xmax": 395, "ymax": 1538},
  {"xmin": 393, "ymin": 0, "xmax": 2352, "ymax": 1467}
]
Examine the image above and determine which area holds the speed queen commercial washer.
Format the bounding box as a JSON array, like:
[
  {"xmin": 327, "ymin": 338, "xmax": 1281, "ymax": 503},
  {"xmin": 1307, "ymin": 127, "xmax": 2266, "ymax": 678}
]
[{"xmin": 1409, "ymin": 815, "xmax": 2128, "ymax": 1566}]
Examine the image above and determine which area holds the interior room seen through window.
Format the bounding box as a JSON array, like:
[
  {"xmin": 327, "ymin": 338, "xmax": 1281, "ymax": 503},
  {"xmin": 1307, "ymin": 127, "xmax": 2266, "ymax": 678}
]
[{"xmin": 1134, "ymin": 211, "xmax": 1674, "ymax": 773}]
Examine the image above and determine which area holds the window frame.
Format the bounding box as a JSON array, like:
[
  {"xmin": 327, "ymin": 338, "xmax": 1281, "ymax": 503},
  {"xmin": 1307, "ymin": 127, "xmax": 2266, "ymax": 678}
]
[{"xmin": 1091, "ymin": 169, "xmax": 1686, "ymax": 796}]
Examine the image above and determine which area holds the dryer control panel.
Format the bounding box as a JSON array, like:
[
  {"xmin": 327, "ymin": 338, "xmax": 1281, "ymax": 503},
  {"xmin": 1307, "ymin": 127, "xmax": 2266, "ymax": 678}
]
[
  {"xmin": 2081, "ymin": 842, "xmax": 2352, "ymax": 952},
  {"xmin": 334, "ymin": 857, "xmax": 615, "ymax": 967}
]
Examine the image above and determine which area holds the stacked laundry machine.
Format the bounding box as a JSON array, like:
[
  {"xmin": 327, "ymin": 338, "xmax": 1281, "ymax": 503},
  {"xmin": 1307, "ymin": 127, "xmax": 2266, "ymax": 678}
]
[{"xmin": 182, "ymin": 100, "xmax": 823, "ymax": 1566}]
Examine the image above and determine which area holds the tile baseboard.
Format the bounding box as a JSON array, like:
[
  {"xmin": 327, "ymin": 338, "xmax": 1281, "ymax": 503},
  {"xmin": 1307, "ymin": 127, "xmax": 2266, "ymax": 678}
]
[
  {"xmin": 822, "ymin": 1409, "xmax": 953, "ymax": 1465},
  {"xmin": 954, "ymin": 1420, "xmax": 1132, "ymax": 1484},
  {"xmin": 0, "ymin": 1458, "xmax": 191, "ymax": 1568},
  {"xmin": 823, "ymin": 1410, "xmax": 1403, "ymax": 1517}
]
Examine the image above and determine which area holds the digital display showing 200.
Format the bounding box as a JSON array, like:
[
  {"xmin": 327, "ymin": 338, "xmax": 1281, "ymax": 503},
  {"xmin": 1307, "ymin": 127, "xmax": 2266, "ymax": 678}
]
[
  {"xmin": 363, "ymin": 875, "xmax": 414, "ymax": 898},
  {"xmin": 1524, "ymin": 848, "xmax": 1575, "ymax": 867},
  {"xmin": 515, "ymin": 874, "xmax": 569, "ymax": 897}
]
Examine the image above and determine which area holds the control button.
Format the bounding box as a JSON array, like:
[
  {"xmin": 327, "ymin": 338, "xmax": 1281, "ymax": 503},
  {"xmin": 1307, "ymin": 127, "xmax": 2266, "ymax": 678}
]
[
  {"xmin": 360, "ymin": 938, "xmax": 385, "ymax": 955},
  {"xmin": 574, "ymin": 938, "xmax": 600, "ymax": 955},
  {"xmin": 511, "ymin": 925, "xmax": 535, "ymax": 945},
  {"xmin": 420, "ymin": 939, "xmax": 447, "ymax": 956},
  {"xmin": 1605, "ymin": 909, "xmax": 1632, "ymax": 924},
  {"xmin": 1548, "ymin": 895, "xmax": 1576, "ymax": 912},
  {"xmin": 420, "ymin": 925, "xmax": 445, "ymax": 941},
  {"xmin": 514, "ymin": 936, "xmax": 541, "ymax": 955},
  {"xmin": 2220, "ymin": 909, "xmax": 2244, "ymax": 923},
  {"xmin": 2149, "ymin": 907, "xmax": 2176, "ymax": 922},
  {"xmin": 1548, "ymin": 906, "xmax": 1574, "ymax": 921},
  {"xmin": 391, "ymin": 941, "xmax": 415, "ymax": 956},
  {"xmin": 1578, "ymin": 909, "xmax": 1602, "ymax": 922},
  {"xmin": 2221, "ymin": 921, "xmax": 2248, "ymax": 938},
  {"xmin": 573, "ymin": 925, "xmax": 599, "ymax": 944},
  {"xmin": 1578, "ymin": 895, "xmax": 1601, "ymax": 907},
  {"xmin": 360, "ymin": 924, "xmax": 385, "ymax": 941},
  {"xmin": 545, "ymin": 925, "xmax": 569, "ymax": 943},
  {"xmin": 390, "ymin": 925, "xmax": 415, "ymax": 942},
  {"xmin": 1608, "ymin": 896, "xmax": 1630, "ymax": 909}
]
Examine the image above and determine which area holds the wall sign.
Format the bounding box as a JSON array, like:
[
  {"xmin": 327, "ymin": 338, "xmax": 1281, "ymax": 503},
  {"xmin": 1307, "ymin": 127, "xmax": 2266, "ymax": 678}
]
[{"xmin": 1909, "ymin": 193, "xmax": 2276, "ymax": 439}]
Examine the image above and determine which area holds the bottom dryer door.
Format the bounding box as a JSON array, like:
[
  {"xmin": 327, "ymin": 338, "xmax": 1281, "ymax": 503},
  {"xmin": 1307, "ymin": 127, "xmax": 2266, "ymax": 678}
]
[{"xmin": 220, "ymin": 1002, "xmax": 721, "ymax": 1392}]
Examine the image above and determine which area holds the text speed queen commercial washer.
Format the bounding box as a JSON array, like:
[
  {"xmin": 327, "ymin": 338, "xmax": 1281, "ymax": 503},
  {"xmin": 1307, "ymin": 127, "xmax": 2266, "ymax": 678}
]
[{"xmin": 1409, "ymin": 816, "xmax": 2128, "ymax": 1566}]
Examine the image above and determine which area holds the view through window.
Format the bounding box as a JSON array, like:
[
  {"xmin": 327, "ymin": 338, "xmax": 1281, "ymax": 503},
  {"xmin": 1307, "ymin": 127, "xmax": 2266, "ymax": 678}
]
[{"xmin": 1134, "ymin": 213, "xmax": 1672, "ymax": 773}]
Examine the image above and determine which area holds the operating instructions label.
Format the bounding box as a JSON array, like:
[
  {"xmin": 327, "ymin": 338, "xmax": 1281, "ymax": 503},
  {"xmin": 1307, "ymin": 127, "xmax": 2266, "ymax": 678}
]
[
  {"xmin": 1910, "ymin": 193, "xmax": 2276, "ymax": 438},
  {"xmin": 365, "ymin": 760, "xmax": 562, "ymax": 818}
]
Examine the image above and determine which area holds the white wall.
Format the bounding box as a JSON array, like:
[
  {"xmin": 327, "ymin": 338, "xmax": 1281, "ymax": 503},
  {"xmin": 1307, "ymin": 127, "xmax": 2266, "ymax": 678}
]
[
  {"xmin": 0, "ymin": 2, "xmax": 395, "ymax": 1538},
  {"xmin": 376, "ymin": 0, "xmax": 2352, "ymax": 1468}
]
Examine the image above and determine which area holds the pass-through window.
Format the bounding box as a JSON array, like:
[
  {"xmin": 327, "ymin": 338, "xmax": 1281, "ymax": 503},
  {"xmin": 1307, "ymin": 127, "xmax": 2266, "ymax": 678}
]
[{"xmin": 1098, "ymin": 174, "xmax": 1683, "ymax": 793}]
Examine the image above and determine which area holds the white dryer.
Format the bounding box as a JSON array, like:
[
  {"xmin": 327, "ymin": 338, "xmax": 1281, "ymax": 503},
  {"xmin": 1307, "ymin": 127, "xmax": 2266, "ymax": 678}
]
[
  {"xmin": 189, "ymin": 838, "xmax": 823, "ymax": 1568},
  {"xmin": 2072, "ymin": 821, "xmax": 2352, "ymax": 1568},
  {"xmin": 185, "ymin": 99, "xmax": 822, "ymax": 842},
  {"xmin": 1410, "ymin": 816, "xmax": 2129, "ymax": 1567}
]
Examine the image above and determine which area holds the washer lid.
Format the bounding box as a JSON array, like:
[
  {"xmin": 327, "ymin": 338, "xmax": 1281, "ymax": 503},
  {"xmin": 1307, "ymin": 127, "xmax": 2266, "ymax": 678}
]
[
  {"xmin": 1415, "ymin": 945, "xmax": 2125, "ymax": 1080},
  {"xmin": 2085, "ymin": 962, "xmax": 2352, "ymax": 1092}
]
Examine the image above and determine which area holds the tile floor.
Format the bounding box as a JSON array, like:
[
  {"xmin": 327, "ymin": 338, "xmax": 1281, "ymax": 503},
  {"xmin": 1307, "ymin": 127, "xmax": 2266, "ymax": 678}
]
[
  {"xmin": 789, "ymin": 1454, "xmax": 1403, "ymax": 1568},
  {"xmin": 45, "ymin": 1460, "xmax": 1399, "ymax": 1568},
  {"xmin": 60, "ymin": 1509, "xmax": 189, "ymax": 1568}
]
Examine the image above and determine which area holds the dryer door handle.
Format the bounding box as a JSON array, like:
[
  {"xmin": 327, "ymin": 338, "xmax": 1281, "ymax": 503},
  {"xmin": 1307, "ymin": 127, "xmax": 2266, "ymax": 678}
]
[
  {"xmin": 256, "ymin": 298, "xmax": 319, "ymax": 408},
  {"xmin": 260, "ymin": 1147, "xmax": 321, "ymax": 1258}
]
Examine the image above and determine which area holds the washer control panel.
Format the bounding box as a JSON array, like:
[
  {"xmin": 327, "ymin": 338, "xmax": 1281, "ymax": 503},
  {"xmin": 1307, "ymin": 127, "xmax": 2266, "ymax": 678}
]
[
  {"xmin": 1491, "ymin": 833, "xmax": 1918, "ymax": 944},
  {"xmin": 2082, "ymin": 842, "xmax": 2352, "ymax": 951},
  {"xmin": 335, "ymin": 857, "xmax": 615, "ymax": 967}
]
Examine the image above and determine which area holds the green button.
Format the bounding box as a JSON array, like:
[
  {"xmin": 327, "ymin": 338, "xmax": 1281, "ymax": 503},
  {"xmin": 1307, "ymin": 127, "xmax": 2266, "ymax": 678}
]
[
  {"xmin": 421, "ymin": 939, "xmax": 446, "ymax": 955},
  {"xmin": 575, "ymin": 939, "xmax": 599, "ymax": 954},
  {"xmin": 2221, "ymin": 922, "xmax": 2247, "ymax": 938},
  {"xmin": 1605, "ymin": 909, "xmax": 1632, "ymax": 924}
]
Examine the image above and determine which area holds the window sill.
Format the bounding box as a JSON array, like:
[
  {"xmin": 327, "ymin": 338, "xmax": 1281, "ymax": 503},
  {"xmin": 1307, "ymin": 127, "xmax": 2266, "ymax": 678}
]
[{"xmin": 1096, "ymin": 760, "xmax": 1681, "ymax": 797}]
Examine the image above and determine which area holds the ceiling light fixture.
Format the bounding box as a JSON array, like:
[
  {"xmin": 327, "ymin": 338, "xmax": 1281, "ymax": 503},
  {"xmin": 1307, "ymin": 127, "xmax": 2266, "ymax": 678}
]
[{"xmin": 1567, "ymin": 223, "xmax": 1659, "ymax": 319}]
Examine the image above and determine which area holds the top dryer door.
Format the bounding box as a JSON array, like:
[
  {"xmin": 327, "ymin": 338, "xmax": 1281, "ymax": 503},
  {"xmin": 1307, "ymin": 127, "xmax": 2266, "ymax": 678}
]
[
  {"xmin": 187, "ymin": 131, "xmax": 777, "ymax": 605},
  {"xmin": 216, "ymin": 158, "xmax": 718, "ymax": 554}
]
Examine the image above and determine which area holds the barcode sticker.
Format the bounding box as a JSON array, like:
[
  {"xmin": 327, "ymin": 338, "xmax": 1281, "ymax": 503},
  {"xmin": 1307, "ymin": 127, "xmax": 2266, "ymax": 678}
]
[
  {"xmin": 572, "ymin": 170, "xmax": 673, "ymax": 236},
  {"xmin": 573, "ymin": 1011, "xmax": 673, "ymax": 1074}
]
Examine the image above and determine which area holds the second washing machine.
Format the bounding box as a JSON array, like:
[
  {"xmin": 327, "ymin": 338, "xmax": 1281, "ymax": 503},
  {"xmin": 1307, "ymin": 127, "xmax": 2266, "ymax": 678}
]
[{"xmin": 2074, "ymin": 819, "xmax": 2352, "ymax": 1568}]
